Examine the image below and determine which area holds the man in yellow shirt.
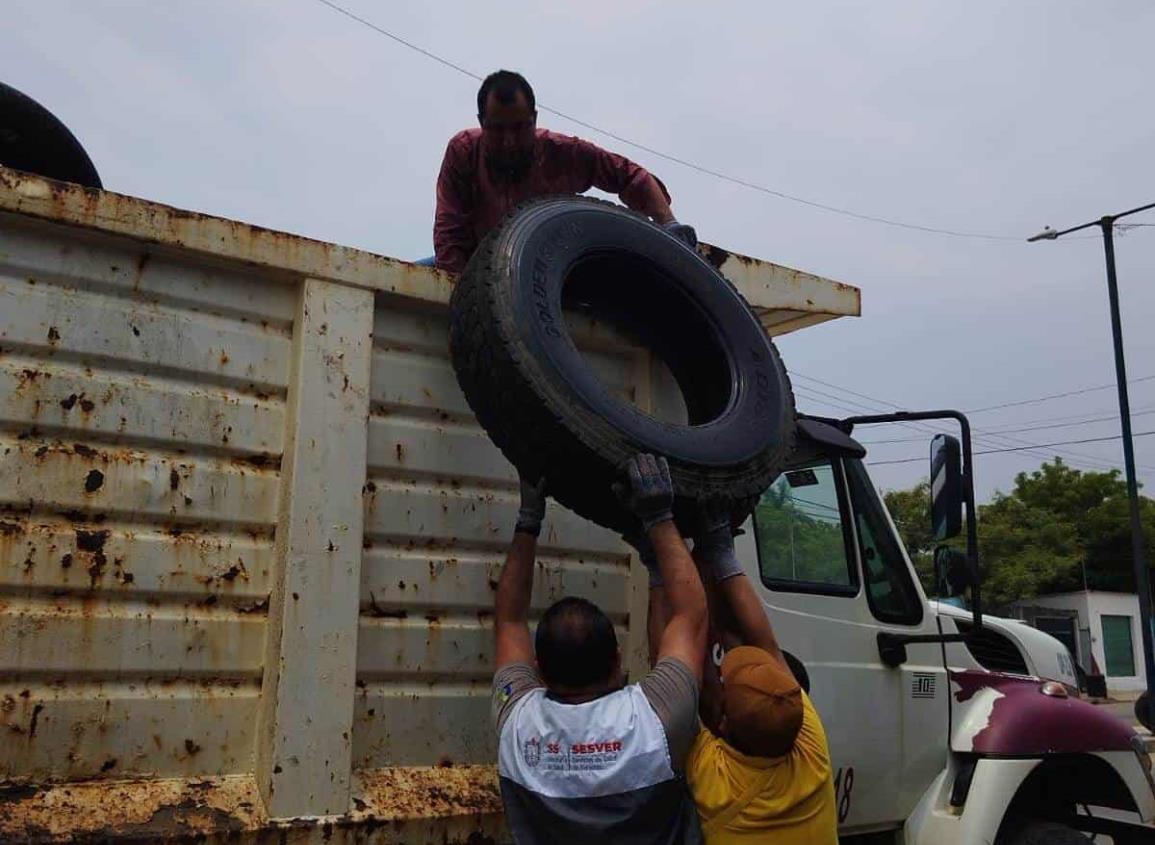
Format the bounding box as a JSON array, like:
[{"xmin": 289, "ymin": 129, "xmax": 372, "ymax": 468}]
[{"xmin": 635, "ymin": 503, "xmax": 838, "ymax": 844}]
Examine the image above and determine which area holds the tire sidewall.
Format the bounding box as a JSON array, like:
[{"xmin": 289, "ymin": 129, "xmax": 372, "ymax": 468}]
[{"xmin": 493, "ymin": 198, "xmax": 790, "ymax": 481}]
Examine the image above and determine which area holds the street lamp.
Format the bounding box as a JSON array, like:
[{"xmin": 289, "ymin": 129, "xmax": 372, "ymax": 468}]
[{"xmin": 1029, "ymin": 201, "xmax": 1155, "ymax": 729}]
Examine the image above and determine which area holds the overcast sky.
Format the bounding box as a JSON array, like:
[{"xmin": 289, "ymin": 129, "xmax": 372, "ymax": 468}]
[{"xmin": 6, "ymin": 1, "xmax": 1154, "ymax": 502}]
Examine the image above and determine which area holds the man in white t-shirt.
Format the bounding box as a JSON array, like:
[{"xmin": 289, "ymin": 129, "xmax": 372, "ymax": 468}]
[{"xmin": 492, "ymin": 454, "xmax": 707, "ymax": 844}]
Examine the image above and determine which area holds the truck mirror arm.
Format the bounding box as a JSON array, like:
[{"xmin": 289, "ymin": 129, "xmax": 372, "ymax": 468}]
[{"xmin": 877, "ymin": 631, "xmax": 970, "ymax": 669}]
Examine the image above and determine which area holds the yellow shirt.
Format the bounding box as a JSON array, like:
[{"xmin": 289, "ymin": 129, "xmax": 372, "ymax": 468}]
[{"xmin": 685, "ymin": 691, "xmax": 838, "ymax": 845}]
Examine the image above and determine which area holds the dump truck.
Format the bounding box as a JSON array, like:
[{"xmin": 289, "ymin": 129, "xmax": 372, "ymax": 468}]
[{"xmin": 0, "ymin": 169, "xmax": 1151, "ymax": 843}]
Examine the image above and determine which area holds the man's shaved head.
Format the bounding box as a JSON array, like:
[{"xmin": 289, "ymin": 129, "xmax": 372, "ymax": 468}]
[{"xmin": 535, "ymin": 597, "xmax": 619, "ymax": 689}]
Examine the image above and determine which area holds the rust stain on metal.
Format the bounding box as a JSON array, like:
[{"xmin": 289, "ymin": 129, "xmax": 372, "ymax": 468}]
[
  {"xmin": 0, "ymin": 774, "xmax": 261, "ymax": 843},
  {"xmin": 0, "ymin": 169, "xmax": 457, "ymax": 303},
  {"xmin": 698, "ymin": 243, "xmax": 730, "ymax": 269},
  {"xmin": 83, "ymin": 470, "xmax": 104, "ymax": 493},
  {"xmin": 74, "ymin": 529, "xmax": 109, "ymax": 553},
  {"xmin": 355, "ymin": 764, "xmax": 502, "ymax": 821}
]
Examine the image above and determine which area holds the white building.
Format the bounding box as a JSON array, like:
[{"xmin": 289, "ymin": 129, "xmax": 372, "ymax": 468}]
[{"xmin": 1009, "ymin": 590, "xmax": 1147, "ymax": 695}]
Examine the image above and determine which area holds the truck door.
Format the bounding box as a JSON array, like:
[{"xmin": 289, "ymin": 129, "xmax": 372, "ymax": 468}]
[{"xmin": 735, "ymin": 455, "xmax": 949, "ymax": 832}]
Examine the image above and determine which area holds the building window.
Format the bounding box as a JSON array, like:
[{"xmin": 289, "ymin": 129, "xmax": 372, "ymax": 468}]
[
  {"xmin": 753, "ymin": 461, "xmax": 858, "ymax": 596},
  {"xmin": 1101, "ymin": 614, "xmax": 1135, "ymax": 677}
]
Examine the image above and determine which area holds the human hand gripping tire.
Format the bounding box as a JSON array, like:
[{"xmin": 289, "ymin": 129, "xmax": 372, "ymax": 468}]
[
  {"xmin": 614, "ymin": 454, "xmax": 675, "ymax": 533},
  {"xmin": 514, "ymin": 475, "xmax": 547, "ymax": 537},
  {"xmin": 692, "ymin": 498, "xmax": 745, "ymax": 583},
  {"xmin": 662, "ymin": 220, "xmax": 698, "ymax": 249}
]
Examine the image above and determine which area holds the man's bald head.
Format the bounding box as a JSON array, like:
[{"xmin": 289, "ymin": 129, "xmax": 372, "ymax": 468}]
[{"xmin": 535, "ymin": 596, "xmax": 620, "ymax": 691}]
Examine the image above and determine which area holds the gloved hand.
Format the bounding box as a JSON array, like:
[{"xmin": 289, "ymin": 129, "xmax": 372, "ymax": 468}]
[
  {"xmin": 693, "ymin": 498, "xmax": 744, "ymax": 582},
  {"xmin": 614, "ymin": 453, "xmax": 675, "ymax": 533},
  {"xmin": 623, "ymin": 528, "xmax": 662, "ymax": 587},
  {"xmin": 663, "ymin": 220, "xmax": 698, "ymax": 249},
  {"xmin": 515, "ymin": 475, "xmax": 548, "ymax": 537}
]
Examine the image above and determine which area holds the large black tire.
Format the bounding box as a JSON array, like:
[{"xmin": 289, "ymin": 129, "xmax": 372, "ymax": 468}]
[
  {"xmin": 0, "ymin": 82, "xmax": 102, "ymax": 189},
  {"xmin": 449, "ymin": 196, "xmax": 796, "ymax": 535},
  {"xmin": 1005, "ymin": 822, "xmax": 1092, "ymax": 844}
]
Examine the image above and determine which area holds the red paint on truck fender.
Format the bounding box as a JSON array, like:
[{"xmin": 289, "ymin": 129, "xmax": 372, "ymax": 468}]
[{"xmin": 950, "ymin": 669, "xmax": 1136, "ymax": 755}]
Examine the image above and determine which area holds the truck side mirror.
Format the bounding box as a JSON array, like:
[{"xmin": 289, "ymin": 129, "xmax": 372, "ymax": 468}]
[
  {"xmin": 930, "ymin": 434, "xmax": 963, "ymax": 540},
  {"xmin": 934, "ymin": 545, "xmax": 973, "ymax": 598}
]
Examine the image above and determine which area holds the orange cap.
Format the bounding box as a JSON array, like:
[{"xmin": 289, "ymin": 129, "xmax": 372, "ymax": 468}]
[{"xmin": 720, "ymin": 646, "xmax": 804, "ymax": 758}]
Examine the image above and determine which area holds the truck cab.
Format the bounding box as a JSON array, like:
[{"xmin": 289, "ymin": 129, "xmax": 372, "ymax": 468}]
[{"xmin": 736, "ymin": 417, "xmax": 1155, "ymax": 842}]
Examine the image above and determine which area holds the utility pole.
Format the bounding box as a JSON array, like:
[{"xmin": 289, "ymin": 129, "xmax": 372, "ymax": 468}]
[{"xmin": 1030, "ymin": 202, "xmax": 1155, "ymax": 728}]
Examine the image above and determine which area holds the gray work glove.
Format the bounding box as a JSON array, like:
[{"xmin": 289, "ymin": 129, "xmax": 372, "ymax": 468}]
[
  {"xmin": 515, "ymin": 475, "xmax": 547, "ymax": 537},
  {"xmin": 623, "ymin": 529, "xmax": 662, "ymax": 588},
  {"xmin": 663, "ymin": 220, "xmax": 698, "ymax": 249},
  {"xmin": 693, "ymin": 498, "xmax": 745, "ymax": 582},
  {"xmin": 614, "ymin": 453, "xmax": 675, "ymax": 533}
]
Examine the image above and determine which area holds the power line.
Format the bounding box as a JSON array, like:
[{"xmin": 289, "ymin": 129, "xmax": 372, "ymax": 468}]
[
  {"xmin": 792, "ymin": 368, "xmax": 1155, "ymax": 470},
  {"xmin": 790, "ymin": 371, "xmax": 1146, "ymax": 472},
  {"xmin": 868, "ymin": 430, "xmax": 1155, "ymax": 466},
  {"xmin": 791, "ymin": 388, "xmax": 1122, "ymax": 473},
  {"xmin": 859, "ymin": 407, "xmax": 1155, "ymax": 444},
  {"xmin": 314, "ymin": 0, "xmax": 483, "ymax": 80},
  {"xmin": 312, "ymin": 0, "xmax": 1036, "ymax": 243},
  {"xmin": 787, "ymin": 496, "xmax": 841, "ymax": 514},
  {"xmin": 794, "ymin": 370, "xmax": 1155, "ymax": 417},
  {"xmin": 966, "ymin": 375, "xmax": 1155, "ymax": 414},
  {"xmin": 979, "ymin": 403, "xmax": 1155, "ymax": 429}
]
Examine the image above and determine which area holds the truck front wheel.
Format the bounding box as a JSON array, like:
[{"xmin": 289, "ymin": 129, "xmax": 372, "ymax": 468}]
[{"xmin": 1006, "ymin": 821, "xmax": 1092, "ymax": 844}]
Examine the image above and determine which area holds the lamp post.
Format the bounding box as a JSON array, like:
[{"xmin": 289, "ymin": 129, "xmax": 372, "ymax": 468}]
[{"xmin": 1029, "ymin": 201, "xmax": 1155, "ymax": 728}]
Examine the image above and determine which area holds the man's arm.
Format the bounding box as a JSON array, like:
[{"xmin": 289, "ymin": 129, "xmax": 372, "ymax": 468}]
[
  {"xmin": 626, "ymin": 174, "xmax": 676, "ymax": 224},
  {"xmin": 694, "ymin": 506, "xmax": 791, "ymax": 676},
  {"xmin": 649, "ymin": 522, "xmax": 707, "ymax": 680},
  {"xmin": 493, "ymin": 476, "xmax": 547, "ymax": 669},
  {"xmin": 566, "ymin": 137, "xmax": 698, "ymax": 246},
  {"xmin": 617, "ymin": 455, "xmax": 706, "ymax": 682},
  {"xmin": 622, "ymin": 530, "xmax": 669, "ymax": 667},
  {"xmin": 433, "ymin": 135, "xmax": 477, "ymax": 275},
  {"xmin": 494, "ymin": 531, "xmax": 536, "ymax": 669}
]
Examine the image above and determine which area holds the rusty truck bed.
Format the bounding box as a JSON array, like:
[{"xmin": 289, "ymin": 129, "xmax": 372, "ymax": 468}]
[{"xmin": 0, "ymin": 169, "xmax": 858, "ymax": 843}]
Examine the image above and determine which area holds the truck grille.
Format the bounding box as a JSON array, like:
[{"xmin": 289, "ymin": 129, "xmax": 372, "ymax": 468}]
[{"xmin": 955, "ymin": 621, "xmax": 1030, "ymax": 675}]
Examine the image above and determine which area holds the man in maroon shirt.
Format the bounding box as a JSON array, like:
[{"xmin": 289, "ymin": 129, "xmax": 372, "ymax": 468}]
[{"xmin": 433, "ymin": 70, "xmax": 697, "ymax": 274}]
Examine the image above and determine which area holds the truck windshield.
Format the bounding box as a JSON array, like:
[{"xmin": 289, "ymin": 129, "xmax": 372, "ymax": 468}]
[
  {"xmin": 844, "ymin": 459, "xmax": 924, "ymax": 625},
  {"xmin": 752, "ymin": 460, "xmax": 859, "ymax": 596}
]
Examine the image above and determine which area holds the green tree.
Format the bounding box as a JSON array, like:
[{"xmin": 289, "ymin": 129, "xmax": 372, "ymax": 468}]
[
  {"xmin": 975, "ymin": 494, "xmax": 1082, "ymax": 607},
  {"xmin": 1002, "ymin": 459, "xmax": 1155, "ymax": 593},
  {"xmin": 882, "ymin": 458, "xmax": 1155, "ymax": 607}
]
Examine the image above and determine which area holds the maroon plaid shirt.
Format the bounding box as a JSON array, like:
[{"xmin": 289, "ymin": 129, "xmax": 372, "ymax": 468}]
[{"xmin": 433, "ymin": 128, "xmax": 669, "ymax": 274}]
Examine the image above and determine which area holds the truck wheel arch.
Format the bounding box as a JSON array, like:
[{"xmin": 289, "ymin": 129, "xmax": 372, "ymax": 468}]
[
  {"xmin": 905, "ymin": 753, "xmax": 1153, "ymax": 844},
  {"xmin": 995, "ymin": 752, "xmax": 1153, "ymax": 843}
]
